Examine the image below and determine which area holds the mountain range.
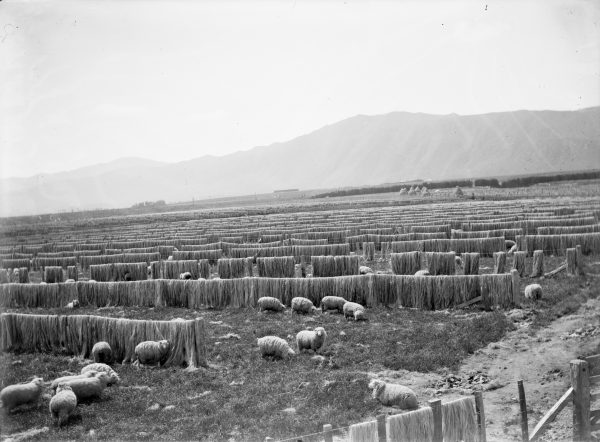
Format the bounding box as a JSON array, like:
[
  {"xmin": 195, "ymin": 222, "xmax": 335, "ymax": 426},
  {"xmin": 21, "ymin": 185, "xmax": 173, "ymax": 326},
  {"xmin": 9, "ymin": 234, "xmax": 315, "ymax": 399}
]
[{"xmin": 2, "ymin": 107, "xmax": 599, "ymax": 217}]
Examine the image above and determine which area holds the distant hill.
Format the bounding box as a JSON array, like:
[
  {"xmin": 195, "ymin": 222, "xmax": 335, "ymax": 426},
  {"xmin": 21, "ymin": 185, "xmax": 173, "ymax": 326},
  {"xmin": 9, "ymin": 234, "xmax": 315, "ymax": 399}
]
[{"xmin": 1, "ymin": 107, "xmax": 599, "ymax": 216}]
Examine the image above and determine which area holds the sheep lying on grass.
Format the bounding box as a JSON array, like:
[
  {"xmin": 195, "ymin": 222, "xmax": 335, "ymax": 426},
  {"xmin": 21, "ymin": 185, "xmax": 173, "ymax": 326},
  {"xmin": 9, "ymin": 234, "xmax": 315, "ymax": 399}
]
[
  {"xmin": 179, "ymin": 272, "xmax": 193, "ymax": 280},
  {"xmin": 65, "ymin": 299, "xmax": 79, "ymax": 309},
  {"xmin": 50, "ymin": 371, "xmax": 98, "ymax": 390},
  {"xmin": 257, "ymin": 296, "xmax": 286, "ymax": 313},
  {"xmin": 368, "ymin": 379, "xmax": 418, "ymax": 409},
  {"xmin": 65, "ymin": 279, "xmax": 76, "ymax": 284},
  {"xmin": 81, "ymin": 364, "xmax": 120, "ymax": 386},
  {"xmin": 296, "ymin": 327, "xmax": 327, "ymax": 353},
  {"xmin": 134, "ymin": 340, "xmax": 170, "ymax": 366},
  {"xmin": 359, "ymin": 266, "xmax": 374, "ymax": 275},
  {"xmin": 91, "ymin": 341, "xmax": 112, "ymax": 364},
  {"xmin": 257, "ymin": 336, "xmax": 295, "ymax": 360},
  {"xmin": 524, "ymin": 284, "xmax": 543, "ymax": 300},
  {"xmin": 291, "ymin": 297, "xmax": 318, "ymax": 314},
  {"xmin": 61, "ymin": 372, "xmax": 111, "ymax": 401},
  {"xmin": 320, "ymin": 296, "xmax": 347, "ymax": 313},
  {"xmin": 49, "ymin": 384, "xmax": 77, "ymax": 427},
  {"xmin": 0, "ymin": 377, "xmax": 44, "ymax": 412},
  {"xmin": 343, "ymin": 302, "xmax": 368, "ymax": 321}
]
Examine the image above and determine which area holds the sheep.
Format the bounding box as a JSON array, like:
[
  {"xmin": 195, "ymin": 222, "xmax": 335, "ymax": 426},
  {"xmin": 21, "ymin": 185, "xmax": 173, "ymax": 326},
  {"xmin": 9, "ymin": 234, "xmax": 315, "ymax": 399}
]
[
  {"xmin": 257, "ymin": 336, "xmax": 295, "ymax": 360},
  {"xmin": 65, "ymin": 279, "xmax": 76, "ymax": 283},
  {"xmin": 296, "ymin": 327, "xmax": 327, "ymax": 353},
  {"xmin": 414, "ymin": 270, "xmax": 431, "ymax": 276},
  {"xmin": 61, "ymin": 372, "xmax": 111, "ymax": 401},
  {"xmin": 179, "ymin": 272, "xmax": 193, "ymax": 280},
  {"xmin": 257, "ymin": 296, "xmax": 286, "ymax": 313},
  {"xmin": 65, "ymin": 299, "xmax": 80, "ymax": 309},
  {"xmin": 291, "ymin": 297, "xmax": 318, "ymax": 314},
  {"xmin": 359, "ymin": 266, "xmax": 374, "ymax": 275},
  {"xmin": 368, "ymin": 379, "xmax": 418, "ymax": 409},
  {"xmin": 167, "ymin": 255, "xmax": 173, "ymax": 261},
  {"xmin": 0, "ymin": 377, "xmax": 44, "ymax": 412},
  {"xmin": 50, "ymin": 371, "xmax": 98, "ymax": 390},
  {"xmin": 49, "ymin": 384, "xmax": 77, "ymax": 427},
  {"xmin": 81, "ymin": 363, "xmax": 120, "ymax": 386},
  {"xmin": 343, "ymin": 301, "xmax": 368, "ymax": 321},
  {"xmin": 134, "ymin": 339, "xmax": 170, "ymax": 366},
  {"xmin": 91, "ymin": 341, "xmax": 112, "ymax": 364},
  {"xmin": 524, "ymin": 283, "xmax": 543, "ymax": 300},
  {"xmin": 320, "ymin": 295, "xmax": 347, "ymax": 313},
  {"xmin": 88, "ymin": 279, "xmax": 97, "ymax": 283}
]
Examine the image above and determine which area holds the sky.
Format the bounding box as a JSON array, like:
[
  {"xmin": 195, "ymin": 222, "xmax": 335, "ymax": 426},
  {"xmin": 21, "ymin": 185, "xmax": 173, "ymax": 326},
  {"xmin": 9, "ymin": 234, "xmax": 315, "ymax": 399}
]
[{"xmin": 0, "ymin": 0, "xmax": 598, "ymax": 179}]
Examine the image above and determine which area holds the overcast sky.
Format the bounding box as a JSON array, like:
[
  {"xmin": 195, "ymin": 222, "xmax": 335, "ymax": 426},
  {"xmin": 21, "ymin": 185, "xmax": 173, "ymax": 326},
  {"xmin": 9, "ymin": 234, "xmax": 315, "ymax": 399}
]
[{"xmin": 1, "ymin": 0, "xmax": 598, "ymax": 179}]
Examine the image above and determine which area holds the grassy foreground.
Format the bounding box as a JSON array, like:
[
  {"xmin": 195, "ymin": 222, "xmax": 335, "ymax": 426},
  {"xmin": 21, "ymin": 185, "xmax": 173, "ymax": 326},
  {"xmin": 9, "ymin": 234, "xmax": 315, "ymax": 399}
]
[{"xmin": 0, "ymin": 305, "xmax": 509, "ymax": 441}]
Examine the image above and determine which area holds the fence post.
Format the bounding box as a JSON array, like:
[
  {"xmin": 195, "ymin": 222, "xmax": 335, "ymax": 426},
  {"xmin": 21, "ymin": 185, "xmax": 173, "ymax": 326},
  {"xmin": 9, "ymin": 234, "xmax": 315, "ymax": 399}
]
[
  {"xmin": 429, "ymin": 399, "xmax": 443, "ymax": 442},
  {"xmin": 576, "ymin": 245, "xmax": 584, "ymax": 276},
  {"xmin": 530, "ymin": 250, "xmax": 544, "ymax": 277},
  {"xmin": 377, "ymin": 414, "xmax": 386, "ymax": 442},
  {"xmin": 511, "ymin": 269, "xmax": 521, "ymax": 306},
  {"xmin": 571, "ymin": 359, "xmax": 591, "ymax": 441},
  {"xmin": 323, "ymin": 424, "xmax": 333, "ymax": 442},
  {"xmin": 473, "ymin": 391, "xmax": 487, "ymax": 442},
  {"xmin": 566, "ymin": 248, "xmax": 577, "ymax": 276},
  {"xmin": 518, "ymin": 380, "xmax": 529, "ymax": 442}
]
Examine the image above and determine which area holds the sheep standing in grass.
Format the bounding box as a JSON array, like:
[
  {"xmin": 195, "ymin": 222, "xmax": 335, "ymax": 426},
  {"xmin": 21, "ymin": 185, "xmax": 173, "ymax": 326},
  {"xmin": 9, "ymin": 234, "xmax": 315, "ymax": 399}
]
[
  {"xmin": 524, "ymin": 284, "xmax": 543, "ymax": 300},
  {"xmin": 359, "ymin": 266, "xmax": 374, "ymax": 275},
  {"xmin": 61, "ymin": 372, "xmax": 111, "ymax": 401},
  {"xmin": 65, "ymin": 299, "xmax": 79, "ymax": 309},
  {"xmin": 0, "ymin": 377, "xmax": 44, "ymax": 412},
  {"xmin": 257, "ymin": 296, "xmax": 286, "ymax": 313},
  {"xmin": 179, "ymin": 272, "xmax": 193, "ymax": 280},
  {"xmin": 296, "ymin": 327, "xmax": 327, "ymax": 353},
  {"xmin": 91, "ymin": 341, "xmax": 112, "ymax": 364},
  {"xmin": 134, "ymin": 340, "xmax": 170, "ymax": 366},
  {"xmin": 320, "ymin": 296, "xmax": 347, "ymax": 313},
  {"xmin": 257, "ymin": 336, "xmax": 295, "ymax": 360},
  {"xmin": 81, "ymin": 363, "xmax": 120, "ymax": 386},
  {"xmin": 291, "ymin": 297, "xmax": 318, "ymax": 314},
  {"xmin": 49, "ymin": 384, "xmax": 77, "ymax": 427},
  {"xmin": 368, "ymin": 379, "xmax": 418, "ymax": 409},
  {"xmin": 343, "ymin": 302, "xmax": 368, "ymax": 321}
]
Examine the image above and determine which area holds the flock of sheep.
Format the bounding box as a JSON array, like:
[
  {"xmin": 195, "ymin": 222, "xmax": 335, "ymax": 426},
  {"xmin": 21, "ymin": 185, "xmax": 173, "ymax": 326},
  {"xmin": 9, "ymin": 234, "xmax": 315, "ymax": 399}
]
[
  {"xmin": 253, "ymin": 294, "xmax": 420, "ymax": 410},
  {"xmin": 0, "ymin": 339, "xmax": 170, "ymax": 426}
]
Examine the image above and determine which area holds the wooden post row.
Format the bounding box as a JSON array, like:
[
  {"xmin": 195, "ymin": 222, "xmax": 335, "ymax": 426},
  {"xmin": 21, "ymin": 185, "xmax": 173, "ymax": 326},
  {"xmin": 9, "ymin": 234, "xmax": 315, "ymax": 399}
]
[{"xmin": 429, "ymin": 399, "xmax": 443, "ymax": 442}]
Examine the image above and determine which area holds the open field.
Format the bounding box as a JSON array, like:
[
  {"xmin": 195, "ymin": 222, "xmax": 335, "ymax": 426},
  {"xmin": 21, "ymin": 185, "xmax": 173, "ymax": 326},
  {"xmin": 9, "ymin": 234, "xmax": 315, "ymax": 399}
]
[{"xmin": 1, "ymin": 180, "xmax": 600, "ymax": 441}]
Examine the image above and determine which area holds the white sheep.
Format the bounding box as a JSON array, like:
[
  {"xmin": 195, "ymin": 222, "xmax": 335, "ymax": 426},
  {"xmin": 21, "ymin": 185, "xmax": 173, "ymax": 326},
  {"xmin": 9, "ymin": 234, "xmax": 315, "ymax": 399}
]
[
  {"xmin": 88, "ymin": 279, "xmax": 97, "ymax": 283},
  {"xmin": 50, "ymin": 371, "xmax": 98, "ymax": 390},
  {"xmin": 524, "ymin": 283, "xmax": 543, "ymax": 300},
  {"xmin": 65, "ymin": 279, "xmax": 76, "ymax": 284},
  {"xmin": 320, "ymin": 296, "xmax": 347, "ymax": 313},
  {"xmin": 81, "ymin": 363, "xmax": 120, "ymax": 386},
  {"xmin": 257, "ymin": 336, "xmax": 295, "ymax": 360},
  {"xmin": 65, "ymin": 299, "xmax": 80, "ymax": 309},
  {"xmin": 368, "ymin": 379, "xmax": 418, "ymax": 409},
  {"xmin": 296, "ymin": 327, "xmax": 327, "ymax": 353},
  {"xmin": 359, "ymin": 266, "xmax": 374, "ymax": 275},
  {"xmin": 343, "ymin": 301, "xmax": 368, "ymax": 321},
  {"xmin": 414, "ymin": 270, "xmax": 431, "ymax": 276},
  {"xmin": 49, "ymin": 384, "xmax": 77, "ymax": 427},
  {"xmin": 61, "ymin": 372, "xmax": 111, "ymax": 401},
  {"xmin": 291, "ymin": 297, "xmax": 318, "ymax": 314},
  {"xmin": 0, "ymin": 377, "xmax": 44, "ymax": 412},
  {"xmin": 179, "ymin": 272, "xmax": 193, "ymax": 280},
  {"xmin": 257, "ymin": 296, "xmax": 286, "ymax": 313},
  {"xmin": 134, "ymin": 339, "xmax": 170, "ymax": 366},
  {"xmin": 91, "ymin": 341, "xmax": 112, "ymax": 364},
  {"xmin": 167, "ymin": 256, "xmax": 173, "ymax": 261}
]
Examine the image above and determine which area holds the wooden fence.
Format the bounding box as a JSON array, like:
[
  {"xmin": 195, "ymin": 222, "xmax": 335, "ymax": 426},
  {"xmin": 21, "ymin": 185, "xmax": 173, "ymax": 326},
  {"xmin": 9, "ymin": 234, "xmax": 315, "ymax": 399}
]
[
  {"xmin": 265, "ymin": 391, "xmax": 486, "ymax": 442},
  {"xmin": 518, "ymin": 354, "xmax": 600, "ymax": 441}
]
